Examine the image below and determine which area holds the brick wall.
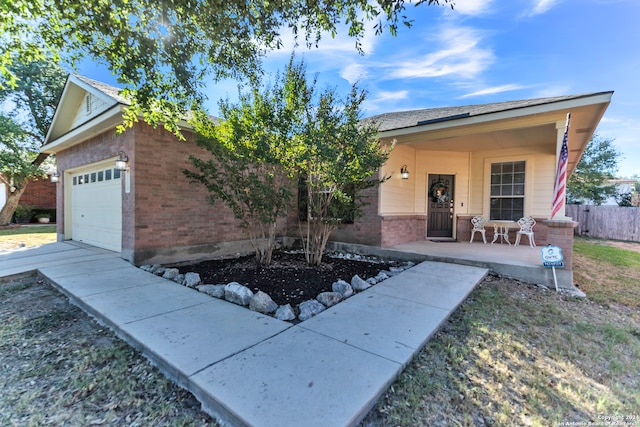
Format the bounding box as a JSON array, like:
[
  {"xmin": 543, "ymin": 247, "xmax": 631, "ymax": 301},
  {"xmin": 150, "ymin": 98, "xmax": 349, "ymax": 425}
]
[
  {"xmin": 540, "ymin": 220, "xmax": 577, "ymax": 271},
  {"xmin": 132, "ymin": 123, "xmax": 248, "ymax": 250},
  {"xmin": 380, "ymin": 215, "xmax": 427, "ymax": 247},
  {"xmin": 329, "ymin": 185, "xmax": 383, "ymax": 246},
  {"xmin": 19, "ymin": 176, "xmax": 56, "ymax": 209}
]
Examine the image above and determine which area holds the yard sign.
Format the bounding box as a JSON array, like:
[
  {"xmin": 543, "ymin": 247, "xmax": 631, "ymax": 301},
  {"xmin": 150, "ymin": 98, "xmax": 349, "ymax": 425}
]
[{"xmin": 541, "ymin": 245, "xmax": 564, "ymax": 291}]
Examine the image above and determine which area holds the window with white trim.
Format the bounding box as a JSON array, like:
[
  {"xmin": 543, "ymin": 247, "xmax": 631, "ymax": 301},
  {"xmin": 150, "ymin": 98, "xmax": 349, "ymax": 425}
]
[{"xmin": 489, "ymin": 161, "xmax": 525, "ymax": 220}]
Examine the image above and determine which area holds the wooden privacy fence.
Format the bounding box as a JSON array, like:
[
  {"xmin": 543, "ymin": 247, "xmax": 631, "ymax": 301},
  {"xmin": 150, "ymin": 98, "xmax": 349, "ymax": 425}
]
[{"xmin": 567, "ymin": 205, "xmax": 640, "ymax": 242}]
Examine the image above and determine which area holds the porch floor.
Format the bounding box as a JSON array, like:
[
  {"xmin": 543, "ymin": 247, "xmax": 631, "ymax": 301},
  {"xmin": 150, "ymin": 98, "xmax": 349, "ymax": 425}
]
[{"xmin": 380, "ymin": 240, "xmax": 577, "ymax": 292}]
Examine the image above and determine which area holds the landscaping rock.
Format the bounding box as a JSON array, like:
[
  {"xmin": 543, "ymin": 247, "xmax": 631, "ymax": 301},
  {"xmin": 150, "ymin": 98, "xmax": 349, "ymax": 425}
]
[
  {"xmin": 154, "ymin": 267, "xmax": 166, "ymax": 276},
  {"xmin": 162, "ymin": 268, "xmax": 180, "ymax": 280},
  {"xmin": 366, "ymin": 277, "xmax": 377, "ymax": 285},
  {"xmin": 149, "ymin": 264, "xmax": 162, "ymax": 273},
  {"xmin": 351, "ymin": 274, "xmax": 371, "ymax": 291},
  {"xmin": 249, "ymin": 291, "xmax": 278, "ymax": 314},
  {"xmin": 298, "ymin": 300, "xmax": 326, "ymax": 321},
  {"xmin": 316, "ymin": 292, "xmax": 343, "ymax": 308},
  {"xmin": 139, "ymin": 264, "xmax": 152, "ymax": 272},
  {"xmin": 332, "ymin": 280, "xmax": 353, "ymax": 298},
  {"xmin": 197, "ymin": 284, "xmax": 226, "ymax": 298},
  {"xmin": 275, "ymin": 304, "xmax": 296, "ymax": 321},
  {"xmin": 224, "ymin": 282, "xmax": 253, "ymax": 306},
  {"xmin": 173, "ymin": 274, "xmax": 185, "ymax": 284},
  {"xmin": 379, "ymin": 269, "xmax": 400, "ymax": 277},
  {"xmin": 183, "ymin": 272, "xmax": 202, "ymax": 288},
  {"xmin": 374, "ymin": 271, "xmax": 389, "ymax": 282}
]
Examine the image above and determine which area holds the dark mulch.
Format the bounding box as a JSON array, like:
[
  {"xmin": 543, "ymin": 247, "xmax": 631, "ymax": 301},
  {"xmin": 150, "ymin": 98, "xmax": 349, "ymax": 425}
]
[{"xmin": 179, "ymin": 250, "xmax": 399, "ymax": 307}]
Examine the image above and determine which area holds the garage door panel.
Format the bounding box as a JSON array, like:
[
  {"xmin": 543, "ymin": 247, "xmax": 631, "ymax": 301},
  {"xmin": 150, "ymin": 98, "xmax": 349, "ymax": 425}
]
[{"xmin": 71, "ymin": 166, "xmax": 122, "ymax": 252}]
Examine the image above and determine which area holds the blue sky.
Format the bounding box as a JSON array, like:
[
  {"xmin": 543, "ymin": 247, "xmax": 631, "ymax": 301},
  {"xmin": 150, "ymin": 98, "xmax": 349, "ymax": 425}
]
[{"xmin": 79, "ymin": 0, "xmax": 640, "ymax": 177}]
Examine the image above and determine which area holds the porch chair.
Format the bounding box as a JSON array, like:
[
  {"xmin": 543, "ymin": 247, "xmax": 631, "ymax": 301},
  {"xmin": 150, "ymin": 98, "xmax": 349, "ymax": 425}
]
[
  {"xmin": 514, "ymin": 216, "xmax": 537, "ymax": 247},
  {"xmin": 469, "ymin": 216, "xmax": 487, "ymax": 244}
]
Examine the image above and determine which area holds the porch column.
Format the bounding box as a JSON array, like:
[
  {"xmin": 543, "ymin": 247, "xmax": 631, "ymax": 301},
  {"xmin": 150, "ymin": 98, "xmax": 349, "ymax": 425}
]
[{"xmin": 552, "ymin": 119, "xmax": 571, "ymax": 220}]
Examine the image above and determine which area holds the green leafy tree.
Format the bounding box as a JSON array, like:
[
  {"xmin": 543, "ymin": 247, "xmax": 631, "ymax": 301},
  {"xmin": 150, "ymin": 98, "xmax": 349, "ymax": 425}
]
[
  {"xmin": 184, "ymin": 80, "xmax": 299, "ymax": 266},
  {"xmin": 186, "ymin": 58, "xmax": 390, "ymax": 266},
  {"xmin": 567, "ymin": 134, "xmax": 621, "ymax": 206},
  {"xmin": 295, "ymin": 84, "xmax": 391, "ymax": 266},
  {"xmin": 0, "ymin": 58, "xmax": 66, "ymax": 225},
  {"xmin": 1, "ymin": 0, "xmax": 451, "ymax": 135}
]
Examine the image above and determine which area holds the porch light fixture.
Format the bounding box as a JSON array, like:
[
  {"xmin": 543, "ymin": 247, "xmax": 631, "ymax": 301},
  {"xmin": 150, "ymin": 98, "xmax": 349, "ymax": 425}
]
[
  {"xmin": 400, "ymin": 165, "xmax": 410, "ymax": 180},
  {"xmin": 115, "ymin": 151, "xmax": 129, "ymax": 171},
  {"xmin": 50, "ymin": 172, "xmax": 60, "ymax": 183}
]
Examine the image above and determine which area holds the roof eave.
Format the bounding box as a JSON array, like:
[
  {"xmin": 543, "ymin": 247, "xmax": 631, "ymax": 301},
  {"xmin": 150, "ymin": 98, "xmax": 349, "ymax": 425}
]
[{"xmin": 379, "ymin": 92, "xmax": 614, "ymax": 138}]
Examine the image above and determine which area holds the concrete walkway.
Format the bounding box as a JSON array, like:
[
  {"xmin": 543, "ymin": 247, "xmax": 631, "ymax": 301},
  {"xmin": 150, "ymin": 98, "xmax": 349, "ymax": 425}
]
[{"xmin": 1, "ymin": 242, "xmax": 488, "ymax": 427}]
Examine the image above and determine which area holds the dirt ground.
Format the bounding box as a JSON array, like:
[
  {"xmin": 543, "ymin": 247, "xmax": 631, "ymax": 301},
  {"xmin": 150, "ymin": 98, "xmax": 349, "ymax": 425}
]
[{"xmin": 179, "ymin": 250, "xmax": 400, "ymax": 307}]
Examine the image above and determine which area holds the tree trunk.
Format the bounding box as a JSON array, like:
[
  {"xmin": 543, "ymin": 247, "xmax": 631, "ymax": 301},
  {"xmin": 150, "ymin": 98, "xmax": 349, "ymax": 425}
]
[{"xmin": 0, "ymin": 186, "xmax": 27, "ymax": 226}]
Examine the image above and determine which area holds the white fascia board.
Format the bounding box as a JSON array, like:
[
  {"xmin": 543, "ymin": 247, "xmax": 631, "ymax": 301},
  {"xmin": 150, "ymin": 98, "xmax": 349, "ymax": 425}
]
[
  {"xmin": 379, "ymin": 92, "xmax": 613, "ymax": 139},
  {"xmin": 41, "ymin": 104, "xmax": 125, "ymax": 154}
]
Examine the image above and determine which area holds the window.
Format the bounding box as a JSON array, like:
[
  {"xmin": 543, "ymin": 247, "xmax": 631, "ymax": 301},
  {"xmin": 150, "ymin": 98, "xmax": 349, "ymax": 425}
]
[
  {"xmin": 297, "ymin": 176, "xmax": 355, "ymax": 224},
  {"xmin": 490, "ymin": 161, "xmax": 525, "ymax": 220}
]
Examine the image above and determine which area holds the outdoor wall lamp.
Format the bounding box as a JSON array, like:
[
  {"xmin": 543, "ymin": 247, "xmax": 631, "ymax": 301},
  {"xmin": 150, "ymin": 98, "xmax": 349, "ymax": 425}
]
[
  {"xmin": 400, "ymin": 165, "xmax": 410, "ymax": 180},
  {"xmin": 115, "ymin": 151, "xmax": 129, "ymax": 171},
  {"xmin": 50, "ymin": 172, "xmax": 60, "ymax": 183}
]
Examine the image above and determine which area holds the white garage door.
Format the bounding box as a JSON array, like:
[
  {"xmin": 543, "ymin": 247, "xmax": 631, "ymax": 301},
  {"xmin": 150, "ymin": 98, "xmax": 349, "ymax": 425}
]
[{"xmin": 70, "ymin": 166, "xmax": 122, "ymax": 252}]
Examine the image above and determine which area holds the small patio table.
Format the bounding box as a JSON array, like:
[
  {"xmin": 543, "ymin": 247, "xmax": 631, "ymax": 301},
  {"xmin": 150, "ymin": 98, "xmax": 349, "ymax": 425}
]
[{"xmin": 487, "ymin": 220, "xmax": 516, "ymax": 245}]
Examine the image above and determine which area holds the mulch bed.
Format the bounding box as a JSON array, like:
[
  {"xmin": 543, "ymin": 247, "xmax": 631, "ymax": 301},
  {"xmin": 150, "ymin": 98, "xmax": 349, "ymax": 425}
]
[{"xmin": 178, "ymin": 250, "xmax": 399, "ymax": 307}]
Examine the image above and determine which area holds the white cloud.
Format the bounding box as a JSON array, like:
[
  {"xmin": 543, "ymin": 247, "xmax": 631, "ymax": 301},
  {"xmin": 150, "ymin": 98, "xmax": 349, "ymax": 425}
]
[
  {"xmin": 373, "ymin": 90, "xmax": 410, "ymax": 102},
  {"xmin": 452, "ymin": 0, "xmax": 494, "ymax": 16},
  {"xmin": 388, "ymin": 26, "xmax": 494, "ymax": 80},
  {"xmin": 528, "ymin": 0, "xmax": 561, "ymax": 16},
  {"xmin": 362, "ymin": 90, "xmax": 410, "ymax": 113},
  {"xmin": 460, "ymin": 84, "xmax": 527, "ymax": 98},
  {"xmin": 340, "ymin": 63, "xmax": 369, "ymax": 84}
]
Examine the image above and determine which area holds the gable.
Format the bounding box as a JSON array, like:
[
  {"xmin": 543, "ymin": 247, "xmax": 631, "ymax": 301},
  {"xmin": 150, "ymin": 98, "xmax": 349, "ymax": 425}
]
[
  {"xmin": 68, "ymin": 92, "xmax": 114, "ymax": 130},
  {"xmin": 42, "ymin": 75, "xmax": 125, "ymax": 154}
]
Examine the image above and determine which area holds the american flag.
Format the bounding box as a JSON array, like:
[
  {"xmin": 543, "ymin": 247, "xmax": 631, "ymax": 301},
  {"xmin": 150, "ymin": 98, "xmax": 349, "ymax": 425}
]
[{"xmin": 551, "ymin": 113, "xmax": 570, "ymax": 218}]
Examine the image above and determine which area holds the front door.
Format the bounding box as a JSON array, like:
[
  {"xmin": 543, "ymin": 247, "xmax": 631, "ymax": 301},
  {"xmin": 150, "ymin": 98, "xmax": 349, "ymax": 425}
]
[{"xmin": 427, "ymin": 174, "xmax": 454, "ymax": 238}]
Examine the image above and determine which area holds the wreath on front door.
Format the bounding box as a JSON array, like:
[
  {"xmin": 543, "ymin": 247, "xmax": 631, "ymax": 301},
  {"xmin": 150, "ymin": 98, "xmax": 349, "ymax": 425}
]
[{"xmin": 431, "ymin": 181, "xmax": 450, "ymax": 204}]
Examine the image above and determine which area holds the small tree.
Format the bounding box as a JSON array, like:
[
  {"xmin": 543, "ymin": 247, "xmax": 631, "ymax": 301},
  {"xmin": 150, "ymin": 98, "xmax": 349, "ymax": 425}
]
[
  {"xmin": 186, "ymin": 58, "xmax": 390, "ymax": 266},
  {"xmin": 295, "ymin": 85, "xmax": 391, "ymax": 266},
  {"xmin": 185, "ymin": 81, "xmax": 297, "ymax": 266},
  {"xmin": 567, "ymin": 134, "xmax": 621, "ymax": 205}
]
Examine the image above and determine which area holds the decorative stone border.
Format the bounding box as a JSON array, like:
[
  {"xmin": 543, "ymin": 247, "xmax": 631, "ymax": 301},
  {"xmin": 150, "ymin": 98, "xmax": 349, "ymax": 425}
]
[{"xmin": 138, "ymin": 252, "xmax": 416, "ymax": 322}]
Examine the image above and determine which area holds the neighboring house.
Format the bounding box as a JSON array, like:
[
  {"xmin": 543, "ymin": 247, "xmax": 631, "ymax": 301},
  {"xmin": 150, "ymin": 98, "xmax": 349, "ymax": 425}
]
[
  {"xmin": 41, "ymin": 75, "xmax": 612, "ymax": 270},
  {"xmin": 573, "ymin": 178, "xmax": 637, "ymax": 206},
  {"xmin": 0, "ymin": 174, "xmax": 56, "ymax": 219}
]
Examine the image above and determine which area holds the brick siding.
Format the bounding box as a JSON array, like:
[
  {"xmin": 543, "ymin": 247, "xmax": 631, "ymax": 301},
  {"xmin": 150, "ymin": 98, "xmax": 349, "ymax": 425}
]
[{"xmin": 18, "ymin": 176, "xmax": 56, "ymax": 209}]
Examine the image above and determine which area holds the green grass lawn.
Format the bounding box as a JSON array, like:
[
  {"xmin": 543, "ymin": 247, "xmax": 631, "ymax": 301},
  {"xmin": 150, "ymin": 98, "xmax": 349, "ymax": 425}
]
[
  {"xmin": 364, "ymin": 237, "xmax": 640, "ymax": 426},
  {"xmin": 0, "ymin": 226, "xmax": 57, "ymax": 251}
]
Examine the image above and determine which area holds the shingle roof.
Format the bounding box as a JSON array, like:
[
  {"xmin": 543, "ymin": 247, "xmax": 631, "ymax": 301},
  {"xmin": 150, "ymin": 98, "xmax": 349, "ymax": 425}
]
[
  {"xmin": 75, "ymin": 75, "xmax": 130, "ymax": 105},
  {"xmin": 366, "ymin": 92, "xmax": 613, "ymax": 132}
]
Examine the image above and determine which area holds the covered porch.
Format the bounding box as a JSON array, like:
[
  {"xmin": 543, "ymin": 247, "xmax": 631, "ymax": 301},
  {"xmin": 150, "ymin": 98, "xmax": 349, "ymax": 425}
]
[{"xmin": 330, "ymin": 239, "xmax": 578, "ymax": 292}]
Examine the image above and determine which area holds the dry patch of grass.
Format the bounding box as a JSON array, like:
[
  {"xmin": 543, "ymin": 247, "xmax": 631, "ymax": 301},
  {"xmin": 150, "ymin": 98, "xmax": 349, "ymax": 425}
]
[
  {"xmin": 0, "ymin": 277, "xmax": 216, "ymax": 426},
  {"xmin": 0, "ymin": 225, "xmax": 57, "ymax": 251},
  {"xmin": 573, "ymin": 237, "xmax": 640, "ymax": 308},
  {"xmin": 363, "ymin": 239, "xmax": 640, "ymax": 427}
]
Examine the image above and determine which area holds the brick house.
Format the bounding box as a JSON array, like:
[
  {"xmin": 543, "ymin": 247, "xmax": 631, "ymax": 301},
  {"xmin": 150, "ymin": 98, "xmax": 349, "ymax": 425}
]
[
  {"xmin": 41, "ymin": 75, "xmax": 612, "ymax": 272},
  {"xmin": 1, "ymin": 174, "xmax": 56, "ymax": 221}
]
